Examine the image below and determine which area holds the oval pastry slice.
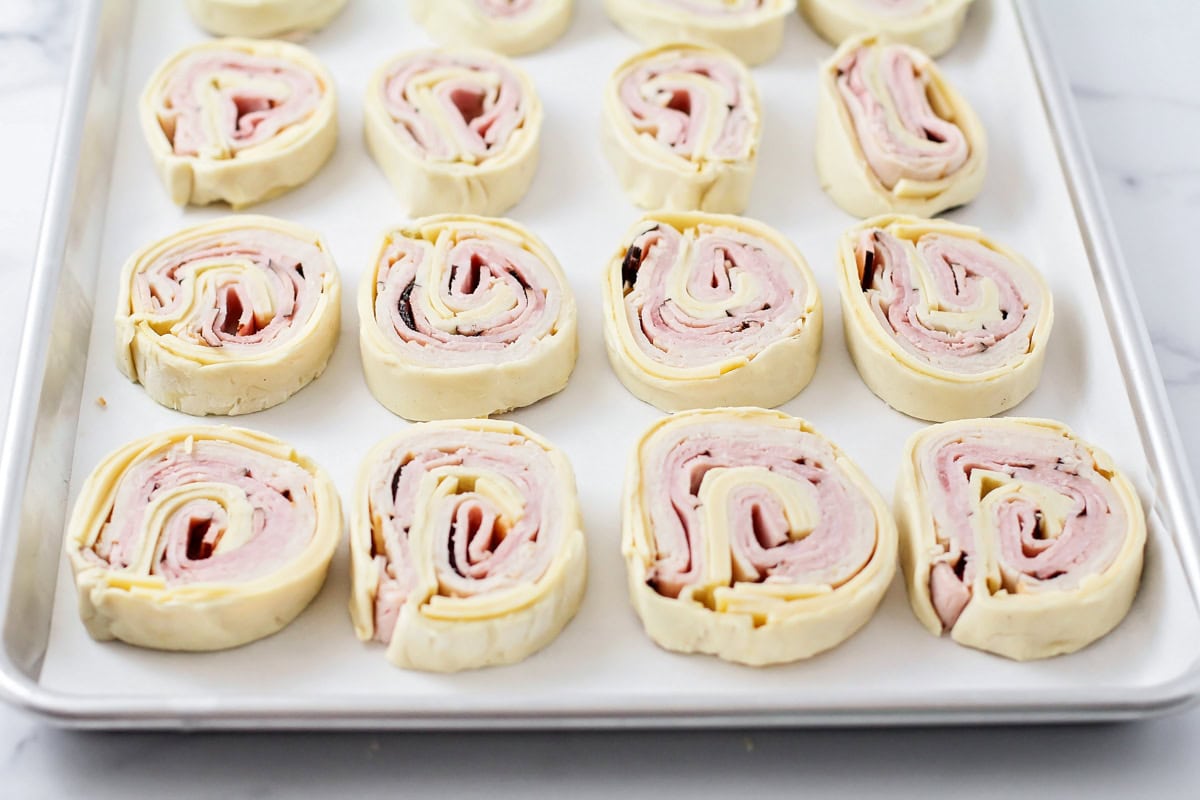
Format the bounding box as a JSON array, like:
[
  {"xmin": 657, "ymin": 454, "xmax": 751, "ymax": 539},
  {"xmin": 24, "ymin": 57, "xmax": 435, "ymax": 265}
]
[
  {"xmin": 140, "ymin": 38, "xmax": 337, "ymax": 208},
  {"xmin": 410, "ymin": 0, "xmax": 574, "ymax": 56},
  {"xmin": 800, "ymin": 0, "xmax": 975, "ymax": 58},
  {"xmin": 65, "ymin": 427, "xmax": 342, "ymax": 651},
  {"xmin": 186, "ymin": 0, "xmax": 349, "ymax": 38},
  {"xmin": 816, "ymin": 34, "xmax": 986, "ymax": 218},
  {"xmin": 837, "ymin": 215, "xmax": 1052, "ymax": 422},
  {"xmin": 115, "ymin": 215, "xmax": 342, "ymax": 416},
  {"xmin": 624, "ymin": 408, "xmax": 897, "ymax": 665},
  {"xmin": 603, "ymin": 212, "xmax": 822, "ymax": 411},
  {"xmin": 350, "ymin": 419, "xmax": 587, "ymax": 672},
  {"xmin": 603, "ymin": 43, "xmax": 761, "ymax": 214},
  {"xmin": 895, "ymin": 418, "xmax": 1146, "ymax": 660},
  {"xmin": 365, "ymin": 49, "xmax": 543, "ymax": 217},
  {"xmin": 359, "ymin": 214, "xmax": 577, "ymax": 421},
  {"xmin": 604, "ymin": 0, "xmax": 795, "ymax": 66}
]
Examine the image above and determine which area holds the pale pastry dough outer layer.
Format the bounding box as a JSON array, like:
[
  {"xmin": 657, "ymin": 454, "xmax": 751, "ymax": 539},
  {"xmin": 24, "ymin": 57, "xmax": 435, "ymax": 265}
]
[
  {"xmin": 349, "ymin": 419, "xmax": 587, "ymax": 672},
  {"xmin": 623, "ymin": 408, "xmax": 898, "ymax": 666},
  {"xmin": 186, "ymin": 0, "xmax": 349, "ymax": 38},
  {"xmin": 815, "ymin": 34, "xmax": 986, "ymax": 219},
  {"xmin": 602, "ymin": 212, "xmax": 823, "ymax": 411},
  {"xmin": 115, "ymin": 215, "xmax": 341, "ymax": 417},
  {"xmin": 604, "ymin": 0, "xmax": 796, "ymax": 66},
  {"xmin": 836, "ymin": 215, "xmax": 1053, "ymax": 422},
  {"xmin": 410, "ymin": 0, "xmax": 574, "ymax": 56},
  {"xmin": 800, "ymin": 0, "xmax": 975, "ymax": 58},
  {"xmin": 894, "ymin": 418, "xmax": 1146, "ymax": 660},
  {"xmin": 139, "ymin": 38, "xmax": 337, "ymax": 208},
  {"xmin": 65, "ymin": 427, "xmax": 342, "ymax": 652}
]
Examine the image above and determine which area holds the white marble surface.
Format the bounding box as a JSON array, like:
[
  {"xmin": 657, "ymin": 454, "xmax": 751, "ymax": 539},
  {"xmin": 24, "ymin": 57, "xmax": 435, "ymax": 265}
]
[{"xmin": 1, "ymin": 0, "xmax": 1198, "ymax": 795}]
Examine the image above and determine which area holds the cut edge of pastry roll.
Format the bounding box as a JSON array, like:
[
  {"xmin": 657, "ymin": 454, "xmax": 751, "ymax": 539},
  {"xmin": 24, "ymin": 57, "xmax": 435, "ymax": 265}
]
[
  {"xmin": 65, "ymin": 426, "xmax": 342, "ymax": 652},
  {"xmin": 410, "ymin": 0, "xmax": 574, "ymax": 56},
  {"xmin": 623, "ymin": 407, "xmax": 898, "ymax": 665},
  {"xmin": 800, "ymin": 0, "xmax": 975, "ymax": 58},
  {"xmin": 895, "ymin": 417, "xmax": 1146, "ymax": 660},
  {"xmin": 139, "ymin": 38, "xmax": 337, "ymax": 208},
  {"xmin": 186, "ymin": 0, "xmax": 349, "ymax": 38},
  {"xmin": 836, "ymin": 214, "xmax": 1053, "ymax": 422},
  {"xmin": 602, "ymin": 211, "xmax": 823, "ymax": 411},
  {"xmin": 349, "ymin": 418, "xmax": 587, "ymax": 672},
  {"xmin": 603, "ymin": 0, "xmax": 796, "ymax": 66}
]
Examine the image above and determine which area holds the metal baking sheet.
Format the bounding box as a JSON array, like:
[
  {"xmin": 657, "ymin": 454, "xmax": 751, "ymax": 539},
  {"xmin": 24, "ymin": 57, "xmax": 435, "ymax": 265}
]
[{"xmin": 2, "ymin": 0, "xmax": 1199, "ymax": 729}]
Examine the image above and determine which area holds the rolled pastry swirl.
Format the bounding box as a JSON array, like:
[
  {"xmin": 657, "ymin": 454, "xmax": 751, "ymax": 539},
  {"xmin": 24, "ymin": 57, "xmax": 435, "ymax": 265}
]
[
  {"xmin": 603, "ymin": 43, "xmax": 761, "ymax": 213},
  {"xmin": 410, "ymin": 0, "xmax": 574, "ymax": 56},
  {"xmin": 115, "ymin": 215, "xmax": 342, "ymax": 416},
  {"xmin": 895, "ymin": 418, "xmax": 1146, "ymax": 660},
  {"xmin": 65, "ymin": 427, "xmax": 342, "ymax": 651},
  {"xmin": 837, "ymin": 215, "xmax": 1053, "ymax": 422},
  {"xmin": 816, "ymin": 34, "xmax": 986, "ymax": 218},
  {"xmin": 800, "ymin": 0, "xmax": 975, "ymax": 58},
  {"xmin": 603, "ymin": 212, "xmax": 822, "ymax": 411},
  {"xmin": 604, "ymin": 0, "xmax": 796, "ymax": 66},
  {"xmin": 365, "ymin": 49, "xmax": 543, "ymax": 217},
  {"xmin": 140, "ymin": 38, "xmax": 337, "ymax": 208},
  {"xmin": 624, "ymin": 408, "xmax": 897, "ymax": 665},
  {"xmin": 186, "ymin": 0, "xmax": 349, "ymax": 38},
  {"xmin": 359, "ymin": 215, "xmax": 577, "ymax": 421},
  {"xmin": 350, "ymin": 419, "xmax": 587, "ymax": 672}
]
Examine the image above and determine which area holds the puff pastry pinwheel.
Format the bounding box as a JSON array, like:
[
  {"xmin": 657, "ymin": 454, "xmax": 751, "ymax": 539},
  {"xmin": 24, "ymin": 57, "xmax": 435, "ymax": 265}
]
[
  {"xmin": 115, "ymin": 215, "xmax": 341, "ymax": 416},
  {"xmin": 836, "ymin": 215, "xmax": 1052, "ymax": 422},
  {"xmin": 895, "ymin": 418, "xmax": 1146, "ymax": 660},
  {"xmin": 816, "ymin": 34, "xmax": 986, "ymax": 218},
  {"xmin": 604, "ymin": 0, "xmax": 795, "ymax": 66},
  {"xmin": 65, "ymin": 427, "xmax": 342, "ymax": 652},
  {"xmin": 800, "ymin": 0, "xmax": 975, "ymax": 58},
  {"xmin": 603, "ymin": 212, "xmax": 822, "ymax": 412},
  {"xmin": 186, "ymin": 0, "xmax": 349, "ymax": 38},
  {"xmin": 350, "ymin": 419, "xmax": 587, "ymax": 672},
  {"xmin": 359, "ymin": 215, "xmax": 577, "ymax": 421},
  {"xmin": 410, "ymin": 0, "xmax": 574, "ymax": 56},
  {"xmin": 623, "ymin": 408, "xmax": 897, "ymax": 665},
  {"xmin": 365, "ymin": 49, "xmax": 543, "ymax": 217},
  {"xmin": 140, "ymin": 38, "xmax": 337, "ymax": 208}
]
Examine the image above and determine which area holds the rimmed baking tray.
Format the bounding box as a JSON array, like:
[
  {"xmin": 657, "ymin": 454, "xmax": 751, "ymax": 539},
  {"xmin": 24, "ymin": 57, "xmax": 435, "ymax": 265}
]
[{"xmin": 2, "ymin": 0, "xmax": 1199, "ymax": 729}]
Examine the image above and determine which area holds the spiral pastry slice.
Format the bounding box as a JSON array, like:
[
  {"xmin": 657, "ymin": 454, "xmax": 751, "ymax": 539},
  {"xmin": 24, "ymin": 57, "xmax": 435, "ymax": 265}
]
[
  {"xmin": 837, "ymin": 215, "xmax": 1052, "ymax": 422},
  {"xmin": 895, "ymin": 418, "xmax": 1146, "ymax": 660},
  {"xmin": 359, "ymin": 215, "xmax": 577, "ymax": 421},
  {"xmin": 350, "ymin": 419, "xmax": 587, "ymax": 672},
  {"xmin": 604, "ymin": 0, "xmax": 795, "ymax": 66},
  {"xmin": 410, "ymin": 0, "xmax": 574, "ymax": 56},
  {"xmin": 603, "ymin": 43, "xmax": 761, "ymax": 214},
  {"xmin": 186, "ymin": 0, "xmax": 349, "ymax": 38},
  {"xmin": 65, "ymin": 427, "xmax": 342, "ymax": 651},
  {"xmin": 800, "ymin": 0, "xmax": 975, "ymax": 58},
  {"xmin": 816, "ymin": 34, "xmax": 986, "ymax": 218},
  {"xmin": 140, "ymin": 38, "xmax": 337, "ymax": 208},
  {"xmin": 624, "ymin": 408, "xmax": 897, "ymax": 665},
  {"xmin": 115, "ymin": 215, "xmax": 341, "ymax": 416},
  {"xmin": 603, "ymin": 212, "xmax": 822, "ymax": 412},
  {"xmin": 365, "ymin": 49, "xmax": 543, "ymax": 217}
]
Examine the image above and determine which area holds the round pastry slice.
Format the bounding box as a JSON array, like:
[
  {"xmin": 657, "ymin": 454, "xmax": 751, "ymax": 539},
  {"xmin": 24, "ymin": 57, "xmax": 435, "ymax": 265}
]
[
  {"xmin": 895, "ymin": 418, "xmax": 1146, "ymax": 660},
  {"xmin": 816, "ymin": 34, "xmax": 986, "ymax": 218},
  {"xmin": 603, "ymin": 212, "xmax": 822, "ymax": 411},
  {"xmin": 604, "ymin": 0, "xmax": 795, "ymax": 66},
  {"xmin": 140, "ymin": 38, "xmax": 337, "ymax": 208},
  {"xmin": 186, "ymin": 0, "xmax": 349, "ymax": 38},
  {"xmin": 837, "ymin": 215, "xmax": 1052, "ymax": 422},
  {"xmin": 350, "ymin": 419, "xmax": 587, "ymax": 672},
  {"xmin": 65, "ymin": 426, "xmax": 342, "ymax": 652},
  {"xmin": 115, "ymin": 215, "xmax": 341, "ymax": 416},
  {"xmin": 359, "ymin": 214, "xmax": 577, "ymax": 421},
  {"xmin": 603, "ymin": 43, "xmax": 761, "ymax": 214},
  {"xmin": 365, "ymin": 49, "xmax": 543, "ymax": 217},
  {"xmin": 624, "ymin": 408, "xmax": 897, "ymax": 666},
  {"xmin": 410, "ymin": 0, "xmax": 574, "ymax": 56},
  {"xmin": 800, "ymin": 0, "xmax": 975, "ymax": 58}
]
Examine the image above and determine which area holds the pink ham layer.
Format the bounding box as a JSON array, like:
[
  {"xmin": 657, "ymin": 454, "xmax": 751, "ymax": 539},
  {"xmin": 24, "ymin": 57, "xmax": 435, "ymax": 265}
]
[
  {"xmin": 650, "ymin": 0, "xmax": 769, "ymax": 13},
  {"xmin": 365, "ymin": 428, "xmax": 567, "ymax": 644},
  {"xmin": 476, "ymin": 0, "xmax": 536, "ymax": 14},
  {"xmin": 642, "ymin": 420, "xmax": 877, "ymax": 599},
  {"xmin": 834, "ymin": 43, "xmax": 968, "ymax": 190},
  {"xmin": 620, "ymin": 222, "xmax": 809, "ymax": 368},
  {"xmin": 160, "ymin": 50, "xmax": 322, "ymax": 158},
  {"xmin": 86, "ymin": 441, "xmax": 317, "ymax": 585}
]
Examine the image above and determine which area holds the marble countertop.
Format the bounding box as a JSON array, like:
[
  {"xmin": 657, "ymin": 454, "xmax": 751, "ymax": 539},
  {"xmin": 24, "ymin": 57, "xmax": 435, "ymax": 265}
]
[{"xmin": 1, "ymin": 0, "xmax": 1199, "ymax": 795}]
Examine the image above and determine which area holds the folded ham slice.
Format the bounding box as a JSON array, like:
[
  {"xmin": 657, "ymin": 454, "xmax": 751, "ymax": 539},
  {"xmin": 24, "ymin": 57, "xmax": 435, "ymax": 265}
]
[
  {"xmin": 800, "ymin": 0, "xmax": 975, "ymax": 57},
  {"xmin": 604, "ymin": 0, "xmax": 795, "ymax": 66},
  {"xmin": 186, "ymin": 0, "xmax": 348, "ymax": 38},
  {"xmin": 410, "ymin": 0, "xmax": 573, "ymax": 56}
]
